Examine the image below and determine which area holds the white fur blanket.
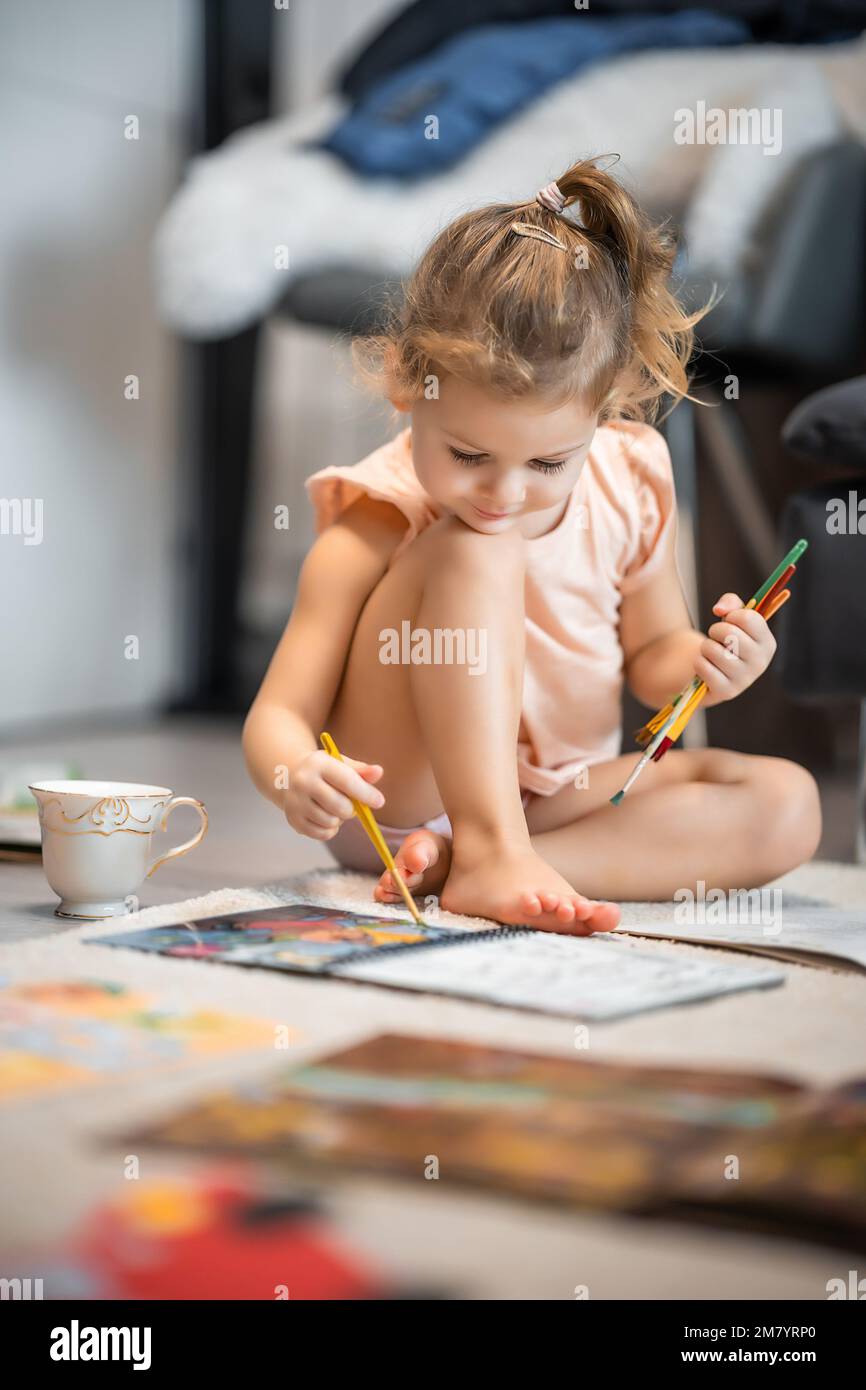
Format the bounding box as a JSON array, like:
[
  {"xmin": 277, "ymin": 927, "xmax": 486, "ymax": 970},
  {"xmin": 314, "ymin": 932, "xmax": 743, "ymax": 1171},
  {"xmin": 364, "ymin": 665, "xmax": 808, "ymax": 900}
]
[{"xmin": 154, "ymin": 38, "xmax": 866, "ymax": 338}]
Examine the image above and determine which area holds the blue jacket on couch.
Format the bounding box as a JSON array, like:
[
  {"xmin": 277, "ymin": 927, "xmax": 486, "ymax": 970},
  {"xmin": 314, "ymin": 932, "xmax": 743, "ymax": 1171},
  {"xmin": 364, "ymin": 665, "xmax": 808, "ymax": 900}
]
[{"xmin": 320, "ymin": 11, "xmax": 750, "ymax": 180}]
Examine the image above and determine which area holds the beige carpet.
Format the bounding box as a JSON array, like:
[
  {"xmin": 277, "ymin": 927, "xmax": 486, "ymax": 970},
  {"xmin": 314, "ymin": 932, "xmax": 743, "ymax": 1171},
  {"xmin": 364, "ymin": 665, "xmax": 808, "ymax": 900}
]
[
  {"xmin": 2, "ymin": 861, "xmax": 865, "ymax": 1298},
  {"xmin": 3, "ymin": 861, "xmax": 864, "ymax": 1093}
]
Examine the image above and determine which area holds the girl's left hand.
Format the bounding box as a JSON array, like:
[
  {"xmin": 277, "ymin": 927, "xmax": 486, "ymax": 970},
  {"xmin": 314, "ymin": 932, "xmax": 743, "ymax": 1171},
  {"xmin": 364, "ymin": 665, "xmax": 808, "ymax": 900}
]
[{"xmin": 694, "ymin": 592, "xmax": 777, "ymax": 704}]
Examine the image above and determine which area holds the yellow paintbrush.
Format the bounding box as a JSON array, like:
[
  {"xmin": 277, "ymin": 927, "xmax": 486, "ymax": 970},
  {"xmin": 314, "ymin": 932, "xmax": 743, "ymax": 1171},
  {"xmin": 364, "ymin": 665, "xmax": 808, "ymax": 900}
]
[{"xmin": 320, "ymin": 731, "xmax": 425, "ymax": 926}]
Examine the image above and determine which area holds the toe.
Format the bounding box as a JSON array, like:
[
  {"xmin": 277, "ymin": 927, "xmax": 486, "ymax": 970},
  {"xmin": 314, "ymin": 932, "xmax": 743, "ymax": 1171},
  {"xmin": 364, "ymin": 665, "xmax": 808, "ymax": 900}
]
[
  {"xmin": 589, "ymin": 901, "xmax": 621, "ymax": 932},
  {"xmin": 374, "ymin": 872, "xmax": 399, "ymax": 901},
  {"xmin": 375, "ymin": 831, "xmax": 441, "ymax": 900},
  {"xmin": 518, "ymin": 891, "xmax": 543, "ymax": 916},
  {"xmin": 399, "ymin": 830, "xmax": 440, "ymax": 874}
]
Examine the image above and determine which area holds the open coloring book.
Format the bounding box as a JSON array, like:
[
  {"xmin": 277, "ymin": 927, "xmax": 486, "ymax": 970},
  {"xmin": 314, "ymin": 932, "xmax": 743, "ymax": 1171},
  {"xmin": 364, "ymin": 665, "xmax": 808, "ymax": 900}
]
[
  {"xmin": 621, "ymin": 903, "xmax": 866, "ymax": 971},
  {"xmin": 131, "ymin": 1033, "xmax": 866, "ymax": 1252},
  {"xmin": 90, "ymin": 904, "xmax": 783, "ymax": 1021}
]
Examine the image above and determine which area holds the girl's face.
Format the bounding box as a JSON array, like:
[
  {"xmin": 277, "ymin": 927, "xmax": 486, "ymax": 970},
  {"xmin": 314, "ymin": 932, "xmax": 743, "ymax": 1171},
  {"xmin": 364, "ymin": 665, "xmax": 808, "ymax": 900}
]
[{"xmin": 404, "ymin": 377, "xmax": 599, "ymax": 535}]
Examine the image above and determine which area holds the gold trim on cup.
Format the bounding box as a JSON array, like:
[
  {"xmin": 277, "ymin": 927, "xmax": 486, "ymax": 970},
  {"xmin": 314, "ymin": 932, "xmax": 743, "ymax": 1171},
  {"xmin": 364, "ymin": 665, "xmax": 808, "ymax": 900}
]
[
  {"xmin": 146, "ymin": 798, "xmax": 209, "ymax": 877},
  {"xmin": 39, "ymin": 795, "xmax": 166, "ymax": 829}
]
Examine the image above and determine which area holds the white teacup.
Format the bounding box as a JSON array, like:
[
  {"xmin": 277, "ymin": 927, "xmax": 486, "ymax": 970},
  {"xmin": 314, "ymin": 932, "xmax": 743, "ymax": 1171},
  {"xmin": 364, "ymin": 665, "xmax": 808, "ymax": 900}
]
[{"xmin": 28, "ymin": 780, "xmax": 209, "ymax": 919}]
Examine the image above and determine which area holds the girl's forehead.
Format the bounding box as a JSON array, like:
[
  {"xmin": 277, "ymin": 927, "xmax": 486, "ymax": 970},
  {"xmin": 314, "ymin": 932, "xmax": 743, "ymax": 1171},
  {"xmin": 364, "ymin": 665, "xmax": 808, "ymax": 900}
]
[{"xmin": 418, "ymin": 379, "xmax": 597, "ymax": 451}]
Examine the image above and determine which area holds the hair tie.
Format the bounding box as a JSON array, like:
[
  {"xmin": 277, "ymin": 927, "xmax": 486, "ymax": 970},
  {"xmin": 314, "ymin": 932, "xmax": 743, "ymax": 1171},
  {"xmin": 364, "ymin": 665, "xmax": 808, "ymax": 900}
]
[{"xmin": 536, "ymin": 181, "xmax": 566, "ymax": 214}]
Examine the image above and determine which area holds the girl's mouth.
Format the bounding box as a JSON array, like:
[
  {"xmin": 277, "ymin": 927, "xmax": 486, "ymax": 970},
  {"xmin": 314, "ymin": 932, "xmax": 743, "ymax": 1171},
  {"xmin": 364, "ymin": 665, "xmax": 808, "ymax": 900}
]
[{"xmin": 473, "ymin": 505, "xmax": 518, "ymax": 521}]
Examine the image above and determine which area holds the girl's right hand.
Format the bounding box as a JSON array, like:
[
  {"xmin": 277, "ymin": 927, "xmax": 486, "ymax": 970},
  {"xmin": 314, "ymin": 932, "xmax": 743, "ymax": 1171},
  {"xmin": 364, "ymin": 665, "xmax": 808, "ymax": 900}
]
[{"xmin": 283, "ymin": 749, "xmax": 384, "ymax": 840}]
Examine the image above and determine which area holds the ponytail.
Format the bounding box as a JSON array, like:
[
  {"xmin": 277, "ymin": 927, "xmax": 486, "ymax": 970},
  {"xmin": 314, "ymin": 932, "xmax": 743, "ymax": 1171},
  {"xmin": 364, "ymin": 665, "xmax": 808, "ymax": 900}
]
[{"xmin": 353, "ymin": 153, "xmax": 713, "ymax": 423}]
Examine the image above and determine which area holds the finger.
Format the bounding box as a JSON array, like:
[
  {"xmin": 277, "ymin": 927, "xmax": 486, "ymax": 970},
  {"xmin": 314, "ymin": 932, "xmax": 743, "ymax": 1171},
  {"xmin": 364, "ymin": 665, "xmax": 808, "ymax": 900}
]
[
  {"xmin": 711, "ymin": 592, "xmax": 744, "ymax": 616},
  {"xmin": 310, "ymin": 784, "xmax": 356, "ymax": 820},
  {"xmin": 305, "ymin": 805, "xmax": 342, "ymax": 831},
  {"xmin": 708, "ymin": 622, "xmax": 773, "ymax": 670},
  {"xmin": 700, "ymin": 635, "xmax": 744, "ymax": 673},
  {"xmin": 718, "ymin": 606, "xmax": 767, "ymax": 641},
  {"xmin": 344, "ymin": 758, "xmax": 384, "ymax": 783},
  {"xmin": 323, "ymin": 760, "xmax": 386, "ymax": 809},
  {"xmin": 300, "ymin": 818, "xmax": 341, "ymax": 841},
  {"xmin": 694, "ymin": 651, "xmax": 735, "ymax": 699},
  {"xmin": 706, "ymin": 622, "xmax": 759, "ymax": 662}
]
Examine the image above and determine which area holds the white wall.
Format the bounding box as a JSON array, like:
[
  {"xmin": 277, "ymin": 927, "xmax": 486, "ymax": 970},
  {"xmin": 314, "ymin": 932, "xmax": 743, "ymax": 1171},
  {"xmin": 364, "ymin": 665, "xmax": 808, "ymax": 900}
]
[
  {"xmin": 0, "ymin": 0, "xmax": 198, "ymax": 729},
  {"xmin": 240, "ymin": 0, "xmax": 408, "ymax": 638}
]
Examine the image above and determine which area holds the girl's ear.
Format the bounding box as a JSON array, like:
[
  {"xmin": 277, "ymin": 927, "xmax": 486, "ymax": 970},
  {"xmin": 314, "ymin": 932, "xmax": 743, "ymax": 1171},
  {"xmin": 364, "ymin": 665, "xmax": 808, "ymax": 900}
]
[{"xmin": 388, "ymin": 395, "xmax": 412, "ymax": 414}]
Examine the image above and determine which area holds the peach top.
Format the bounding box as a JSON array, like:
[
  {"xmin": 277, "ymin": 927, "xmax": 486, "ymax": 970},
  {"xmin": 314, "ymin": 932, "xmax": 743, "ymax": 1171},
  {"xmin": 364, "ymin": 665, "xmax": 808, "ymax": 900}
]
[{"xmin": 305, "ymin": 421, "xmax": 677, "ymax": 797}]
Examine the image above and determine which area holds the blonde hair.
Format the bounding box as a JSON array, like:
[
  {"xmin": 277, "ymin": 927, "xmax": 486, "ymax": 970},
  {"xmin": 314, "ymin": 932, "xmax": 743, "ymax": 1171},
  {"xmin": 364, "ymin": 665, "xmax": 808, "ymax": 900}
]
[{"xmin": 353, "ymin": 155, "xmax": 712, "ymax": 424}]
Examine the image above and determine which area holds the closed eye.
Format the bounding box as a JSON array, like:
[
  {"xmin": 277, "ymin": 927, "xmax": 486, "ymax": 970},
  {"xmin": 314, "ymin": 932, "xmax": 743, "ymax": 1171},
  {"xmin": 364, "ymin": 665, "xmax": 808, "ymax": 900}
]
[
  {"xmin": 449, "ymin": 446, "xmax": 569, "ymax": 474},
  {"xmin": 449, "ymin": 447, "xmax": 485, "ymax": 466}
]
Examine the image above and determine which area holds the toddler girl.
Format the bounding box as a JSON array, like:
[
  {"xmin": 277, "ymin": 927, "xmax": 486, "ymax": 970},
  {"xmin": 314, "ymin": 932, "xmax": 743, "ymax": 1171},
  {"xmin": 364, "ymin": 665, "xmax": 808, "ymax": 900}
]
[{"xmin": 243, "ymin": 156, "xmax": 821, "ymax": 933}]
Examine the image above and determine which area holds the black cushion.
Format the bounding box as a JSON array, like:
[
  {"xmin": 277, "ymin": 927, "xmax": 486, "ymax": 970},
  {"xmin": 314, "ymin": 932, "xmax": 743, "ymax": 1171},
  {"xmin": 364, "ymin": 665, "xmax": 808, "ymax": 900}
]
[
  {"xmin": 277, "ymin": 267, "xmax": 402, "ymax": 335},
  {"xmin": 782, "ymin": 376, "xmax": 866, "ymax": 470},
  {"xmin": 691, "ymin": 141, "xmax": 866, "ymax": 376},
  {"xmin": 776, "ymin": 479, "xmax": 866, "ymax": 698}
]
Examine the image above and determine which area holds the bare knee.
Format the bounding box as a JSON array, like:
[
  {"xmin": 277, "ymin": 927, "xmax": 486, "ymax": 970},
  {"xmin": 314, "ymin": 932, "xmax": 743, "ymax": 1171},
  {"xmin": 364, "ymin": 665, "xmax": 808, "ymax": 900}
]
[
  {"xmin": 748, "ymin": 758, "xmax": 822, "ymax": 874},
  {"xmin": 418, "ymin": 514, "xmax": 527, "ymax": 577}
]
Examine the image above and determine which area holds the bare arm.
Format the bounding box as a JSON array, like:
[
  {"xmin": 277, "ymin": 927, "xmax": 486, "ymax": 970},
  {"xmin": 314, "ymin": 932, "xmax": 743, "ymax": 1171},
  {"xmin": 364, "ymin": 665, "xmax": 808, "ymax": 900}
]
[
  {"xmin": 242, "ymin": 494, "xmax": 409, "ymax": 818},
  {"xmin": 620, "ymin": 522, "xmax": 777, "ymax": 711}
]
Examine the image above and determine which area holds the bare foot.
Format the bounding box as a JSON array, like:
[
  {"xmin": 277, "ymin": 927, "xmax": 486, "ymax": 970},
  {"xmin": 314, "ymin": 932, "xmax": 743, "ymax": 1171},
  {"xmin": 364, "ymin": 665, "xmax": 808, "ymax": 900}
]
[
  {"xmin": 373, "ymin": 828, "xmax": 452, "ymax": 906},
  {"xmin": 441, "ymin": 840, "xmax": 620, "ymax": 935}
]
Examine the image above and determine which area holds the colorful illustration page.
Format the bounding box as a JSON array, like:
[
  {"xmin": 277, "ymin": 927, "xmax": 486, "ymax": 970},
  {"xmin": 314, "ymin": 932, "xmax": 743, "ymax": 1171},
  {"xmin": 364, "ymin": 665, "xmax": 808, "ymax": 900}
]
[
  {"xmin": 0, "ymin": 980, "xmax": 279, "ymax": 1100},
  {"xmin": 9, "ymin": 1173, "xmax": 386, "ymax": 1299},
  {"xmin": 136, "ymin": 1034, "xmax": 812, "ymax": 1212},
  {"xmin": 91, "ymin": 904, "xmax": 452, "ymax": 974},
  {"xmin": 91, "ymin": 906, "xmax": 785, "ymax": 1018}
]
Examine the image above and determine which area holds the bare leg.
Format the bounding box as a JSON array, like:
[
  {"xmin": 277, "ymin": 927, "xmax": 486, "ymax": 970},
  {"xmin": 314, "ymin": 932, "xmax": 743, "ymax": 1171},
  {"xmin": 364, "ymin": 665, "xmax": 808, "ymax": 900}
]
[
  {"xmin": 376, "ymin": 749, "xmax": 821, "ymax": 905},
  {"xmin": 327, "ymin": 515, "xmax": 618, "ymax": 933},
  {"xmin": 525, "ymin": 748, "xmax": 822, "ymax": 901}
]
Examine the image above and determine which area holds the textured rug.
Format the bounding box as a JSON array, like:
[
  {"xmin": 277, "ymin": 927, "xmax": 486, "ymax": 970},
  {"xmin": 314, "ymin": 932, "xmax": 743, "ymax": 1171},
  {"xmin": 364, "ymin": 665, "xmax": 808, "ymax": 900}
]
[
  {"xmin": 3, "ymin": 860, "xmax": 864, "ymax": 989},
  {"xmin": 3, "ymin": 862, "xmax": 864, "ymax": 1293},
  {"xmin": 2, "ymin": 861, "xmax": 865, "ymax": 1151}
]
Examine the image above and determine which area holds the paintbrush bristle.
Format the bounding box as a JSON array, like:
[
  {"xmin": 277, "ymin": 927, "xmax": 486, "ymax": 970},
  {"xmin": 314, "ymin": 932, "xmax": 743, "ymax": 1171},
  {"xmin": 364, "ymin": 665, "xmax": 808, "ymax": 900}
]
[{"xmin": 609, "ymin": 790, "xmax": 624, "ymax": 806}]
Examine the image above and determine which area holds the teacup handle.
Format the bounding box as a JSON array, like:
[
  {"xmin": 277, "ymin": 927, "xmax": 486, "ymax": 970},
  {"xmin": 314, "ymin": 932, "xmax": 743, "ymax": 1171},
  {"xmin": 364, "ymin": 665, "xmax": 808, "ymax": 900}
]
[{"xmin": 146, "ymin": 797, "xmax": 209, "ymax": 878}]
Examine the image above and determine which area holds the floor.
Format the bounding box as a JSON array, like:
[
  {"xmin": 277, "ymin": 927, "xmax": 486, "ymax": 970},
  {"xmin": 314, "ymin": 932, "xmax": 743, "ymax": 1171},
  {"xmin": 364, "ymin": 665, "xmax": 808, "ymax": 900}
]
[{"xmin": 2, "ymin": 717, "xmax": 865, "ymax": 1300}]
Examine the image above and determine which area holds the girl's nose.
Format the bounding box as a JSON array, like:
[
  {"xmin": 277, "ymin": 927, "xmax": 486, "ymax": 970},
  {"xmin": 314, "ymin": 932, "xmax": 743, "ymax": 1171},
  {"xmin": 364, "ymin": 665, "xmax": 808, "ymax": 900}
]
[{"xmin": 480, "ymin": 484, "xmax": 526, "ymax": 510}]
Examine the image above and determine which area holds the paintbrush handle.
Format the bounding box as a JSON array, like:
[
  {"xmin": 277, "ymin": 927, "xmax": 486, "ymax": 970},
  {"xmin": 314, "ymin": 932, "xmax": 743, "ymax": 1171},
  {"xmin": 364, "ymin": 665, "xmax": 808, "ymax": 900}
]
[
  {"xmin": 354, "ymin": 801, "xmax": 423, "ymax": 924},
  {"xmin": 762, "ymin": 589, "xmax": 790, "ymax": 622},
  {"xmin": 617, "ymin": 544, "xmax": 807, "ymax": 805},
  {"xmin": 319, "ymin": 732, "xmax": 424, "ymax": 925}
]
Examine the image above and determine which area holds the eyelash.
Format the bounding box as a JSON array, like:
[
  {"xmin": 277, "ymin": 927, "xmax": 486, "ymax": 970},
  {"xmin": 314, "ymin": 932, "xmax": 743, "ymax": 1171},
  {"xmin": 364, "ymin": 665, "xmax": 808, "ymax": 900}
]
[{"xmin": 448, "ymin": 447, "xmax": 567, "ymax": 474}]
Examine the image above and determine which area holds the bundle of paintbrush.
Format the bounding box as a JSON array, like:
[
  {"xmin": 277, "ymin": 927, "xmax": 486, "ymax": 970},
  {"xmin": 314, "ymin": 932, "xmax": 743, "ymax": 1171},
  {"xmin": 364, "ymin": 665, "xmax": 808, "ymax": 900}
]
[{"xmin": 611, "ymin": 539, "xmax": 808, "ymax": 806}]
